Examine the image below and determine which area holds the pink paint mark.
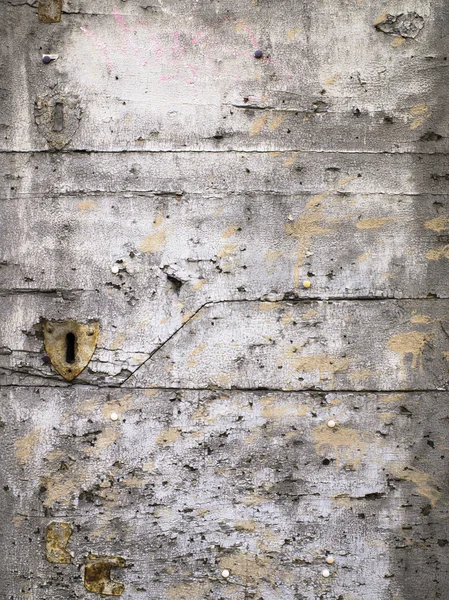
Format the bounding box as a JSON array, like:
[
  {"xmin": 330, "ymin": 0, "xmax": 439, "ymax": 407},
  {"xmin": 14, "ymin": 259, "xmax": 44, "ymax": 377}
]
[
  {"xmin": 80, "ymin": 25, "xmax": 114, "ymax": 71},
  {"xmin": 172, "ymin": 32, "xmax": 185, "ymax": 60}
]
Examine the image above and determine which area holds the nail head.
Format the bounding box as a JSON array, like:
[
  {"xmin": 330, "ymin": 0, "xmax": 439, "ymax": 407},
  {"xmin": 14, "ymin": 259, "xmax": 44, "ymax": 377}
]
[
  {"xmin": 326, "ymin": 556, "xmax": 335, "ymax": 564},
  {"xmin": 111, "ymin": 265, "xmax": 119, "ymax": 274},
  {"xmin": 42, "ymin": 55, "xmax": 52, "ymax": 64},
  {"xmin": 254, "ymin": 50, "xmax": 263, "ymax": 59},
  {"xmin": 110, "ymin": 412, "xmax": 119, "ymax": 421},
  {"xmin": 322, "ymin": 569, "xmax": 330, "ymax": 578},
  {"xmin": 303, "ymin": 280, "xmax": 311, "ymax": 288},
  {"xmin": 222, "ymin": 569, "xmax": 230, "ymax": 578},
  {"xmin": 327, "ymin": 419, "xmax": 336, "ymax": 428}
]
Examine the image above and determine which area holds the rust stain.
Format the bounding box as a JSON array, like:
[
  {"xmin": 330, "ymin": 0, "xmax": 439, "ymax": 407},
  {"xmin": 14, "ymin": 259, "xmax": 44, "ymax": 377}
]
[
  {"xmin": 43, "ymin": 319, "xmax": 99, "ymax": 381},
  {"xmin": 285, "ymin": 195, "xmax": 331, "ymax": 288},
  {"xmin": 46, "ymin": 521, "xmax": 73, "ymax": 564},
  {"xmin": 84, "ymin": 554, "xmax": 126, "ymax": 596},
  {"xmin": 387, "ymin": 331, "xmax": 430, "ymax": 370},
  {"xmin": 424, "ymin": 216, "xmax": 449, "ymax": 233},
  {"xmin": 38, "ymin": 0, "xmax": 62, "ymax": 23}
]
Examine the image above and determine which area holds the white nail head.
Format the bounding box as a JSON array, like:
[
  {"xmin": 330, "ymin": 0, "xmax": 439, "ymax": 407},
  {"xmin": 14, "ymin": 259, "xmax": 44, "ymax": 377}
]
[
  {"xmin": 326, "ymin": 556, "xmax": 335, "ymax": 564},
  {"xmin": 322, "ymin": 569, "xmax": 330, "ymax": 578},
  {"xmin": 222, "ymin": 569, "xmax": 230, "ymax": 578},
  {"xmin": 111, "ymin": 265, "xmax": 119, "ymax": 274},
  {"xmin": 327, "ymin": 419, "xmax": 336, "ymax": 428},
  {"xmin": 110, "ymin": 412, "xmax": 119, "ymax": 421}
]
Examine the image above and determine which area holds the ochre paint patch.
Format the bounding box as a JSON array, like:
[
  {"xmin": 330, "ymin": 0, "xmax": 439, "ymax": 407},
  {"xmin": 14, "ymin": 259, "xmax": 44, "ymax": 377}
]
[
  {"xmin": 426, "ymin": 245, "xmax": 449, "ymax": 260},
  {"xmin": 167, "ymin": 582, "xmax": 211, "ymax": 600},
  {"xmin": 424, "ymin": 216, "xmax": 449, "ymax": 233},
  {"xmin": 15, "ymin": 428, "xmax": 42, "ymax": 464},
  {"xmin": 389, "ymin": 464, "xmax": 441, "ymax": 506},
  {"xmin": 356, "ymin": 217, "xmax": 393, "ymax": 230},
  {"xmin": 387, "ymin": 331, "xmax": 430, "ymax": 370}
]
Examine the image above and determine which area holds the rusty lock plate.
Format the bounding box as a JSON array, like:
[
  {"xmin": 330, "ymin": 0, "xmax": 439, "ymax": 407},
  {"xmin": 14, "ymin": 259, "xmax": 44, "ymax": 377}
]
[{"xmin": 43, "ymin": 319, "xmax": 99, "ymax": 381}]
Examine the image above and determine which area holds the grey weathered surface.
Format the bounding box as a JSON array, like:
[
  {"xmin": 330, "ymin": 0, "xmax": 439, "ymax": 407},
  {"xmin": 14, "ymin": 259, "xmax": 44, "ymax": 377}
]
[
  {"xmin": 1, "ymin": 0, "xmax": 449, "ymax": 597},
  {"xmin": 1, "ymin": 387, "xmax": 449, "ymax": 599}
]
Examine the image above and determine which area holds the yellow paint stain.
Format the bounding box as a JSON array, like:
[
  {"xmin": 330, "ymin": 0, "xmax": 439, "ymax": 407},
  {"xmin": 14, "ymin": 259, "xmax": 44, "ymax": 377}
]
[
  {"xmin": 234, "ymin": 520, "xmax": 256, "ymax": 531},
  {"xmin": 156, "ymin": 428, "xmax": 181, "ymax": 445},
  {"xmin": 268, "ymin": 114, "xmax": 285, "ymax": 132},
  {"xmin": 77, "ymin": 200, "xmax": 97, "ymax": 211},
  {"xmin": 167, "ymin": 582, "xmax": 211, "ymax": 600},
  {"xmin": 192, "ymin": 279, "xmax": 207, "ymax": 290},
  {"xmin": 181, "ymin": 311, "xmax": 195, "ymax": 324},
  {"xmin": 349, "ymin": 369, "xmax": 372, "ymax": 384},
  {"xmin": 381, "ymin": 393, "xmax": 406, "ymax": 403},
  {"xmin": 285, "ymin": 194, "xmax": 331, "ymax": 287},
  {"xmin": 425, "ymin": 216, "xmax": 449, "ymax": 233},
  {"xmin": 303, "ymin": 308, "xmax": 319, "ymax": 319},
  {"xmin": 356, "ymin": 251, "xmax": 372, "ymax": 263},
  {"xmin": 15, "ymin": 428, "xmax": 42, "ymax": 464},
  {"xmin": 187, "ymin": 343, "xmax": 207, "ymax": 368},
  {"xmin": 262, "ymin": 404, "xmax": 308, "ymax": 418},
  {"xmin": 389, "ymin": 464, "xmax": 441, "ymax": 506},
  {"xmin": 356, "ymin": 217, "xmax": 393, "ymax": 230},
  {"xmin": 324, "ymin": 74, "xmax": 341, "ymax": 86},
  {"xmin": 410, "ymin": 314, "xmax": 432, "ymax": 324},
  {"xmin": 443, "ymin": 351, "xmax": 449, "ymax": 361},
  {"xmin": 409, "ymin": 104, "xmax": 430, "ymax": 116},
  {"xmin": 222, "ymin": 224, "xmax": 240, "ymax": 239},
  {"xmin": 220, "ymin": 552, "xmax": 277, "ymax": 585},
  {"xmin": 387, "ymin": 331, "xmax": 430, "ymax": 370},
  {"xmin": 249, "ymin": 113, "xmax": 269, "ymax": 137},
  {"xmin": 409, "ymin": 104, "xmax": 431, "ymax": 130},
  {"xmin": 92, "ymin": 427, "xmax": 120, "ymax": 454},
  {"xmin": 259, "ymin": 302, "xmax": 280, "ymax": 311},
  {"xmin": 281, "ymin": 312, "xmax": 293, "ymax": 325},
  {"xmin": 265, "ymin": 249, "xmax": 284, "ymax": 262},
  {"xmin": 242, "ymin": 494, "xmax": 264, "ymax": 506},
  {"xmin": 217, "ymin": 242, "xmax": 238, "ymax": 258},
  {"xmin": 283, "ymin": 154, "xmax": 296, "ymax": 167},
  {"xmin": 312, "ymin": 424, "xmax": 370, "ymax": 468},
  {"xmin": 287, "ymin": 28, "xmax": 300, "ymax": 40},
  {"xmin": 373, "ymin": 12, "xmax": 388, "ymax": 26},
  {"xmin": 426, "ymin": 245, "xmax": 449, "ymax": 260},
  {"xmin": 392, "ymin": 36, "xmax": 406, "ymax": 47},
  {"xmin": 144, "ymin": 390, "xmax": 158, "ymax": 397},
  {"xmin": 138, "ymin": 228, "xmax": 167, "ymax": 253},
  {"xmin": 101, "ymin": 393, "xmax": 133, "ymax": 419},
  {"xmin": 288, "ymin": 352, "xmax": 349, "ymax": 380}
]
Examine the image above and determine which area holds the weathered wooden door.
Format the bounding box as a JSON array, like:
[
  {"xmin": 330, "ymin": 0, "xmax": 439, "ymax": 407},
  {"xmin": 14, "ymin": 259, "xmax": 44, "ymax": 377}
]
[{"xmin": 1, "ymin": 1, "xmax": 448, "ymax": 598}]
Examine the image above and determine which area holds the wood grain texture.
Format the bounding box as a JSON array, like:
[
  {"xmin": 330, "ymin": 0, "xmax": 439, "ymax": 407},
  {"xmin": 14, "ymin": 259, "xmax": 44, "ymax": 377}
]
[{"xmin": 1, "ymin": 0, "xmax": 449, "ymax": 597}]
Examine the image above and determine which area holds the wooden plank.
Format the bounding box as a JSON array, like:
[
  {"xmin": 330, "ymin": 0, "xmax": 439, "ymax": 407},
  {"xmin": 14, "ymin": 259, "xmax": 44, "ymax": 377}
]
[
  {"xmin": 127, "ymin": 299, "xmax": 449, "ymax": 391},
  {"xmin": 0, "ymin": 190, "xmax": 447, "ymax": 299},
  {"xmin": 2, "ymin": 2, "xmax": 449, "ymax": 152},
  {"xmin": 1, "ymin": 387, "xmax": 448, "ymax": 599},
  {"xmin": 3, "ymin": 151, "xmax": 449, "ymax": 197},
  {"xmin": 1, "ymin": 298, "xmax": 448, "ymax": 388}
]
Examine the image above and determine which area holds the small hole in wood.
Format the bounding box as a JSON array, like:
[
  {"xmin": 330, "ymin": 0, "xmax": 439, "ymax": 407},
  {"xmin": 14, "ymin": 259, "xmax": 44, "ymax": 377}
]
[{"xmin": 66, "ymin": 333, "xmax": 76, "ymax": 364}]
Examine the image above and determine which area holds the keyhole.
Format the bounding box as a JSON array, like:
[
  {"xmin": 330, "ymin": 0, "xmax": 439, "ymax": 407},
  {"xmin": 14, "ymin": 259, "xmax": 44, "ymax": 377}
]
[
  {"xmin": 53, "ymin": 101, "xmax": 64, "ymax": 132},
  {"xmin": 66, "ymin": 333, "xmax": 76, "ymax": 364}
]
